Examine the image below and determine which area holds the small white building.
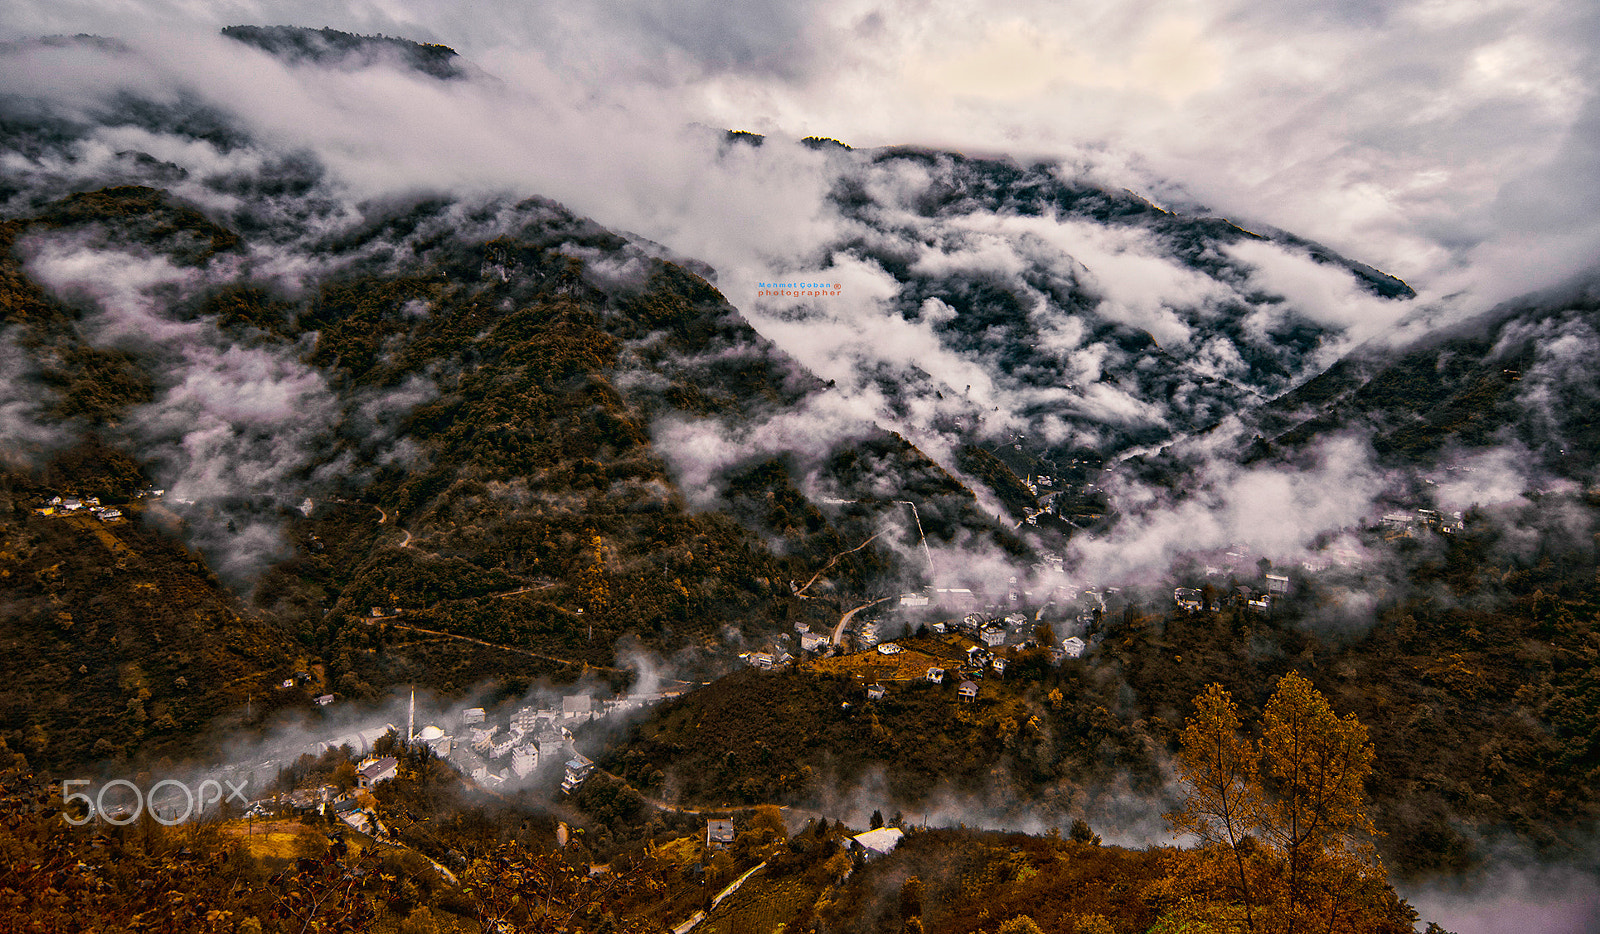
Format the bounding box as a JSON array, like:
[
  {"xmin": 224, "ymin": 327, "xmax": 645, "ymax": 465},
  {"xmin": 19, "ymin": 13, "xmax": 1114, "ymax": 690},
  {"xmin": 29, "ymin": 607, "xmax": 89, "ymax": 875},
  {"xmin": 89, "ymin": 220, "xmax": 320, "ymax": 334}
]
[
  {"xmin": 849, "ymin": 827, "xmax": 904, "ymax": 860},
  {"xmin": 536, "ymin": 728, "xmax": 568, "ymax": 763},
  {"xmin": 460, "ymin": 707, "xmax": 486, "ymax": 725},
  {"xmin": 357, "ymin": 757, "xmax": 398, "ymax": 788},
  {"xmin": 706, "ymin": 818, "xmax": 735, "ymax": 848},
  {"xmin": 876, "ymin": 643, "xmax": 903, "ymax": 656},
  {"xmin": 511, "ymin": 744, "xmax": 538, "ymax": 778},
  {"xmin": 561, "ymin": 755, "xmax": 594, "ymax": 794},
  {"xmin": 562, "ymin": 695, "xmax": 594, "ymax": 722},
  {"xmin": 958, "ymin": 681, "xmax": 978, "ymax": 702},
  {"xmin": 800, "ymin": 632, "xmax": 829, "ymax": 652},
  {"xmin": 1061, "ymin": 637, "xmax": 1086, "ymax": 658},
  {"xmin": 926, "ymin": 667, "xmax": 945, "ymax": 684},
  {"xmin": 981, "ymin": 627, "xmax": 1007, "ymax": 647}
]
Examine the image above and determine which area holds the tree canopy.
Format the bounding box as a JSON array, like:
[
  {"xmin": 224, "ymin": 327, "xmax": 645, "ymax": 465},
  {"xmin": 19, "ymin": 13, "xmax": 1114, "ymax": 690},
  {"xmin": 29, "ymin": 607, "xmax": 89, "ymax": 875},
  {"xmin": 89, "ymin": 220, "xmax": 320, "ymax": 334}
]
[{"xmin": 1166, "ymin": 673, "xmax": 1411, "ymax": 934}]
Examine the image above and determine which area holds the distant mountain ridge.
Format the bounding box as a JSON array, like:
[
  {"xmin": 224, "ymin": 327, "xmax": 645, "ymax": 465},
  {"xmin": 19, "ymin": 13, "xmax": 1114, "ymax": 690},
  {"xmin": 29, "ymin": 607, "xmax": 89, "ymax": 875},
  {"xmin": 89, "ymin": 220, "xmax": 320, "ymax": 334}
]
[
  {"xmin": 1253, "ymin": 269, "xmax": 1600, "ymax": 475},
  {"xmin": 221, "ymin": 25, "xmax": 465, "ymax": 79}
]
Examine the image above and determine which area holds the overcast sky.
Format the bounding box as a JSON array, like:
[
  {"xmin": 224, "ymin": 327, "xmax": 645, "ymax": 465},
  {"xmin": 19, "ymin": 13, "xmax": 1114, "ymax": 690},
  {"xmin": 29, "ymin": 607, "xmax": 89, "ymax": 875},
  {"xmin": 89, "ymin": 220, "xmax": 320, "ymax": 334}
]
[{"xmin": 4, "ymin": 0, "xmax": 1598, "ymax": 313}]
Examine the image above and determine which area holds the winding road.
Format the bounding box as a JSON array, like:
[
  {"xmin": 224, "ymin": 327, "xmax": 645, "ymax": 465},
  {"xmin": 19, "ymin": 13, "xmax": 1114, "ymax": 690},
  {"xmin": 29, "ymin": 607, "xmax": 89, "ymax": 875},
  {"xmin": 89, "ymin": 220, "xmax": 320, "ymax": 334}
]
[{"xmin": 832, "ymin": 595, "xmax": 895, "ymax": 647}]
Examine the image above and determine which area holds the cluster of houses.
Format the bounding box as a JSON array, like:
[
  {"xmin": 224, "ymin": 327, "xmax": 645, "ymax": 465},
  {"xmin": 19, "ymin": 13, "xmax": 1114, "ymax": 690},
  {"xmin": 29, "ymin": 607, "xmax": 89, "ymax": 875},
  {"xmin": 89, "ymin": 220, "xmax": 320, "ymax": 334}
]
[
  {"xmin": 230, "ymin": 686, "xmax": 682, "ymax": 824},
  {"xmin": 32, "ymin": 487, "xmax": 167, "ymax": 522},
  {"xmin": 33, "ymin": 493, "xmax": 129, "ymax": 522},
  {"xmin": 1381, "ymin": 508, "xmax": 1465, "ymax": 538},
  {"xmin": 744, "ymin": 621, "xmax": 836, "ymax": 669},
  {"xmin": 859, "ymin": 632, "xmax": 1088, "ymax": 706},
  {"xmin": 1174, "ymin": 571, "xmax": 1292, "ymax": 615},
  {"xmin": 446, "ymin": 689, "xmax": 678, "ymax": 790}
]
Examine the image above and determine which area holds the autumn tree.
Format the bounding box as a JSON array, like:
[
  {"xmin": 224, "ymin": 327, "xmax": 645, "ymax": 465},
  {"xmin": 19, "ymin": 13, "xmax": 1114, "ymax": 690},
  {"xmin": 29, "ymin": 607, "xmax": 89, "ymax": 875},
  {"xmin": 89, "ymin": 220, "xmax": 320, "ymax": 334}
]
[
  {"xmin": 1167, "ymin": 673, "xmax": 1411, "ymax": 934},
  {"xmin": 462, "ymin": 842, "xmax": 661, "ymax": 933},
  {"xmin": 1169, "ymin": 682, "xmax": 1264, "ymax": 931},
  {"xmin": 1257, "ymin": 672, "xmax": 1391, "ymax": 933},
  {"xmin": 269, "ymin": 836, "xmax": 385, "ymax": 934},
  {"xmin": 577, "ymin": 531, "xmax": 610, "ymax": 616},
  {"xmin": 899, "ymin": 875, "xmax": 924, "ymax": 922}
]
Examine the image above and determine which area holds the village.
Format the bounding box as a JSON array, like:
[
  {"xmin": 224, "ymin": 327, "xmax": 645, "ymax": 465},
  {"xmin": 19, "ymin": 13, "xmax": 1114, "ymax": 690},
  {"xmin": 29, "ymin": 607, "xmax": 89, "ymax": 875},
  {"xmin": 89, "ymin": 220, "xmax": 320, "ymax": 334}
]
[
  {"xmin": 53, "ymin": 470, "xmax": 1468, "ymax": 843},
  {"xmin": 30, "ymin": 488, "xmax": 166, "ymax": 523},
  {"xmin": 741, "ymin": 494, "xmax": 1469, "ymax": 707},
  {"xmin": 220, "ymin": 681, "xmax": 687, "ymax": 835}
]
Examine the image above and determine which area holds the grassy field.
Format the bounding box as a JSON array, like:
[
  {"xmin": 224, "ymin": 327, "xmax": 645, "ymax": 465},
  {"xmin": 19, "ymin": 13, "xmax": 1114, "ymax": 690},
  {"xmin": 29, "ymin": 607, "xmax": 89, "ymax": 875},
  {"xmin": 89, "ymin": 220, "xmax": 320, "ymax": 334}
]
[
  {"xmin": 808, "ymin": 635, "xmax": 982, "ymax": 682},
  {"xmin": 220, "ymin": 819, "xmax": 325, "ymax": 860},
  {"xmin": 700, "ymin": 872, "xmax": 820, "ymax": 934}
]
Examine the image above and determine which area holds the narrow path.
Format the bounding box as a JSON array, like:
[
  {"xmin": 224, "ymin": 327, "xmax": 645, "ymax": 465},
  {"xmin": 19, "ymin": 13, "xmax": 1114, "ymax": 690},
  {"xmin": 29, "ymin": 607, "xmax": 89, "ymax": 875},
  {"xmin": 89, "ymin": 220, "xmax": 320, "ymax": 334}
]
[
  {"xmin": 671, "ymin": 861, "xmax": 768, "ymax": 934},
  {"xmin": 832, "ymin": 595, "xmax": 895, "ymax": 647},
  {"xmin": 794, "ymin": 531, "xmax": 884, "ymax": 597},
  {"xmin": 353, "ymin": 616, "xmax": 626, "ymax": 675},
  {"xmin": 631, "ymin": 784, "xmax": 787, "ymax": 817}
]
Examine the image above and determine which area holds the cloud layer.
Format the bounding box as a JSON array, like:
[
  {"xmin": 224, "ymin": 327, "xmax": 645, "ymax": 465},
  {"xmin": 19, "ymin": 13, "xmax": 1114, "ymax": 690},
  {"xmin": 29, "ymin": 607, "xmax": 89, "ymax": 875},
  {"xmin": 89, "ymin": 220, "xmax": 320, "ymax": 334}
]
[{"xmin": 5, "ymin": 0, "xmax": 1596, "ymax": 314}]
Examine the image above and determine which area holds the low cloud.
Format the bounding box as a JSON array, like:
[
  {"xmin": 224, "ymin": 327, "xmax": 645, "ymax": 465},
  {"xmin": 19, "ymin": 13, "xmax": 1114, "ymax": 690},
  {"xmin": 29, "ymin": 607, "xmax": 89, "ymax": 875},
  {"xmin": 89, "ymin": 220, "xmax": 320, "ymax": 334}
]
[
  {"xmin": 1070, "ymin": 430, "xmax": 1390, "ymax": 584},
  {"xmin": 0, "ymin": 329, "xmax": 69, "ymax": 466}
]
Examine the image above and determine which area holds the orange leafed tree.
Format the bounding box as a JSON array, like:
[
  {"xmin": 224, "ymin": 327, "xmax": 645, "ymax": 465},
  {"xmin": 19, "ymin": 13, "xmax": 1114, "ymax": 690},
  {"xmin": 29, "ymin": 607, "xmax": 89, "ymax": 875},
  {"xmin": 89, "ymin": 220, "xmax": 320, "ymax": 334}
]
[
  {"xmin": 1169, "ymin": 682, "xmax": 1265, "ymax": 931},
  {"xmin": 1165, "ymin": 673, "xmax": 1414, "ymax": 934}
]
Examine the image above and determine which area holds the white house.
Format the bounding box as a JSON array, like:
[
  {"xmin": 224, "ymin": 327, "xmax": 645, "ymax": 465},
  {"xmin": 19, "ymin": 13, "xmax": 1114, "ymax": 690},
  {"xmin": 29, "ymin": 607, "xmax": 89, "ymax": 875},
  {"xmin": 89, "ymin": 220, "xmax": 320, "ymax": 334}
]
[
  {"xmin": 706, "ymin": 818, "xmax": 735, "ymax": 848},
  {"xmin": 849, "ymin": 827, "xmax": 904, "ymax": 860},
  {"xmin": 1061, "ymin": 637, "xmax": 1086, "ymax": 658},
  {"xmin": 357, "ymin": 757, "xmax": 398, "ymax": 788},
  {"xmin": 560, "ymin": 755, "xmax": 595, "ymax": 794},
  {"xmin": 510, "ymin": 744, "xmax": 538, "ymax": 778}
]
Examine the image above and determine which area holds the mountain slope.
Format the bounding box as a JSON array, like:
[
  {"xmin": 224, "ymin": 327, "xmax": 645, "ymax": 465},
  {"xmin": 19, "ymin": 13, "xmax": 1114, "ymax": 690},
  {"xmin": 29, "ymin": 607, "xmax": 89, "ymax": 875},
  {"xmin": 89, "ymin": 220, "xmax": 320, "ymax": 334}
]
[{"xmin": 1255, "ymin": 271, "xmax": 1600, "ymax": 474}]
